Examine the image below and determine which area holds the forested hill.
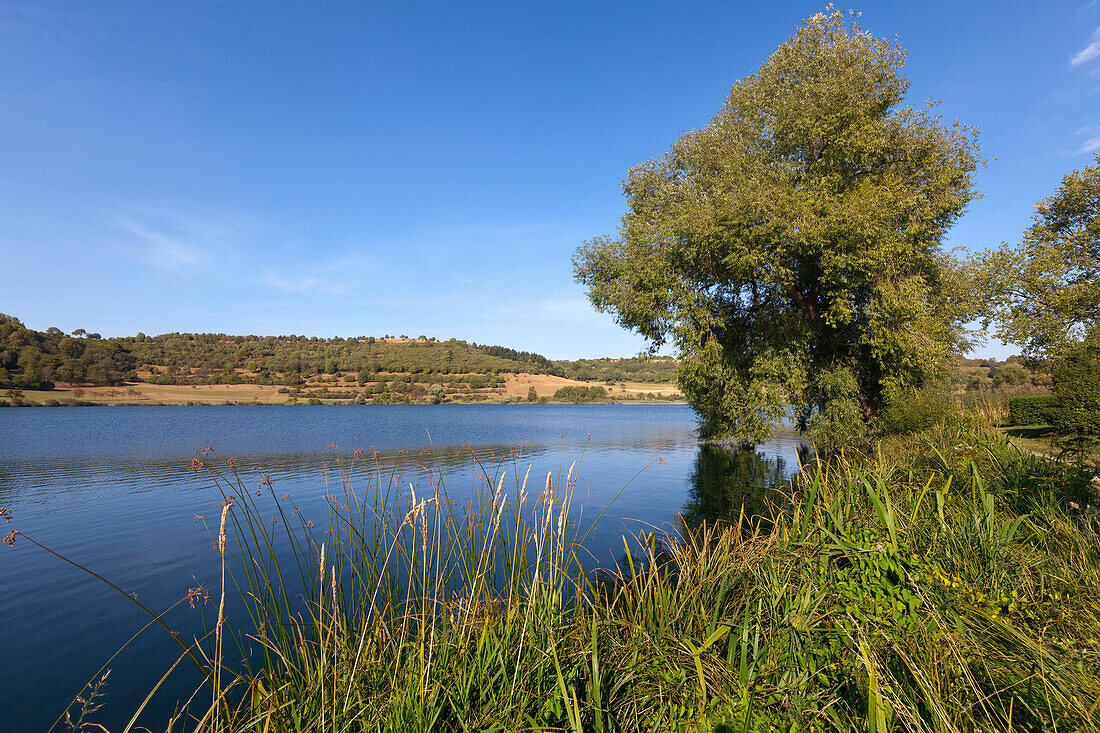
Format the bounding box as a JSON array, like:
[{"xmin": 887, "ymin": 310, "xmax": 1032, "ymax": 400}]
[{"xmin": 0, "ymin": 314, "xmax": 678, "ymax": 389}]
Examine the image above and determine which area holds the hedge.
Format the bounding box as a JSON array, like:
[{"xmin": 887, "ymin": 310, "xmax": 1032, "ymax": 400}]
[{"xmin": 1008, "ymin": 395, "xmax": 1062, "ymax": 426}]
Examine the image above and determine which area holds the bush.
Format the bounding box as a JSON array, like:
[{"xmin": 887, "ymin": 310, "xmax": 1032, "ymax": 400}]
[
  {"xmin": 552, "ymin": 385, "xmax": 608, "ymax": 403},
  {"xmin": 1052, "ymin": 345, "xmax": 1100, "ymax": 436},
  {"xmin": 991, "ymin": 362, "xmax": 1029, "ymax": 388},
  {"xmin": 1008, "ymin": 395, "xmax": 1062, "ymax": 426},
  {"xmin": 879, "ymin": 384, "xmax": 956, "ymax": 435}
]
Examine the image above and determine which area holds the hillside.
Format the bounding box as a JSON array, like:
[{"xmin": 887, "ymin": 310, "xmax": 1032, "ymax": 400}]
[
  {"xmin": 0, "ymin": 314, "xmax": 683, "ymax": 405},
  {"xmin": 552, "ymin": 355, "xmax": 678, "ymax": 384}
]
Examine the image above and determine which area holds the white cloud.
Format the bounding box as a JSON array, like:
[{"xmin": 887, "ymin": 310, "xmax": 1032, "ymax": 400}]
[
  {"xmin": 1072, "ymin": 26, "xmax": 1100, "ymax": 66},
  {"xmin": 1077, "ymin": 135, "xmax": 1100, "ymax": 153},
  {"xmin": 108, "ymin": 215, "xmax": 212, "ymax": 274},
  {"xmin": 100, "ymin": 203, "xmax": 381, "ymax": 297},
  {"xmin": 260, "ymin": 254, "xmax": 376, "ymax": 297},
  {"xmin": 263, "ymin": 270, "xmax": 350, "ymax": 296},
  {"xmin": 99, "ymin": 203, "xmax": 263, "ymax": 277}
]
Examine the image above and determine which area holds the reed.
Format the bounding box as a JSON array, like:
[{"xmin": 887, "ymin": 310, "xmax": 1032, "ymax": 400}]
[
  {"xmin": 14, "ymin": 409, "xmax": 1100, "ymax": 731},
  {"xmin": 167, "ymin": 423, "xmax": 1098, "ymax": 731}
]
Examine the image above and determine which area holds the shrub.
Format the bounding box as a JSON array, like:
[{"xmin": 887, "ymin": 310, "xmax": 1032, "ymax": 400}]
[
  {"xmin": 991, "ymin": 362, "xmax": 1029, "ymax": 388},
  {"xmin": 879, "ymin": 384, "xmax": 956, "ymax": 435},
  {"xmin": 1052, "ymin": 345, "xmax": 1100, "ymax": 436},
  {"xmin": 1008, "ymin": 395, "xmax": 1062, "ymax": 426},
  {"xmin": 552, "ymin": 385, "xmax": 609, "ymax": 403}
]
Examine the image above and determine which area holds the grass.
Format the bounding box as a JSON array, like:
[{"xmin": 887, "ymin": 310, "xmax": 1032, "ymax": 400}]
[
  {"xmin": 997, "ymin": 425, "xmax": 1100, "ymax": 464},
  {"xmin": 1000, "ymin": 425, "xmax": 1061, "ymax": 457},
  {"xmin": 13, "ymin": 408, "xmax": 1100, "ymax": 731},
  {"xmin": 13, "ymin": 383, "xmax": 290, "ymax": 405}
]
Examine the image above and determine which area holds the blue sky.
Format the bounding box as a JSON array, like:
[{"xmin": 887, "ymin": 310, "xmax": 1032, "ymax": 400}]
[{"xmin": 2, "ymin": 2, "xmax": 1098, "ymax": 359}]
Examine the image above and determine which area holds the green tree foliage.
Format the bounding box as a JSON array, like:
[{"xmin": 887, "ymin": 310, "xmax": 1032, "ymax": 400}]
[
  {"xmin": 0, "ymin": 314, "xmax": 134, "ymax": 388},
  {"xmin": 1052, "ymin": 344, "xmax": 1100, "ymax": 436},
  {"xmin": 552, "ymin": 356, "xmax": 679, "ymax": 384},
  {"xmin": 955, "ymin": 355, "xmax": 1041, "ymax": 393},
  {"xmin": 552, "ymin": 385, "xmax": 608, "ymax": 403},
  {"xmin": 574, "ymin": 11, "xmax": 980, "ymax": 446},
  {"xmin": 527, "ymin": 385, "xmax": 538, "ymax": 402},
  {"xmin": 0, "ymin": 315, "xmax": 566, "ymax": 389},
  {"xmin": 0, "ymin": 311, "xmax": 605, "ymax": 412},
  {"xmin": 972, "ymin": 154, "xmax": 1100, "ymax": 362},
  {"xmin": 877, "ymin": 383, "xmax": 955, "ymax": 436},
  {"xmin": 989, "ymin": 362, "xmax": 1029, "ymax": 388}
]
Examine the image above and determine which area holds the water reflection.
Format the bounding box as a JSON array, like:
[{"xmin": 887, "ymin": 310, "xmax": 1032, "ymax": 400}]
[
  {"xmin": 0, "ymin": 405, "xmax": 702, "ymax": 733},
  {"xmin": 680, "ymin": 441, "xmax": 810, "ymax": 530},
  {"xmin": 0, "ymin": 405, "xmax": 818, "ymax": 732}
]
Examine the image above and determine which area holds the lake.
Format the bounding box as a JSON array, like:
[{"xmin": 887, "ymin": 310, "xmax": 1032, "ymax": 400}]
[{"xmin": 0, "ymin": 404, "xmax": 804, "ymax": 731}]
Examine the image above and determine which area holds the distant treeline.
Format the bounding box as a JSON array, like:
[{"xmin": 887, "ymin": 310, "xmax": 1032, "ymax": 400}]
[
  {"xmin": 554, "ymin": 356, "xmax": 678, "ymax": 384},
  {"xmin": 0, "ymin": 316, "xmax": 135, "ymax": 389},
  {"xmin": 953, "ymin": 355, "xmax": 1048, "ymax": 392},
  {"xmin": 0, "ymin": 314, "xmax": 680, "ymax": 390}
]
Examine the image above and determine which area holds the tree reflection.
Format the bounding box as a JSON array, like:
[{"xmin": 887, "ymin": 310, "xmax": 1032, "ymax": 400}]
[{"xmin": 680, "ymin": 443, "xmax": 805, "ymax": 531}]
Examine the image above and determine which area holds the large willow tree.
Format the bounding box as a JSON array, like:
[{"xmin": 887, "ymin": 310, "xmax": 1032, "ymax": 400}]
[{"xmin": 574, "ymin": 11, "xmax": 980, "ymax": 447}]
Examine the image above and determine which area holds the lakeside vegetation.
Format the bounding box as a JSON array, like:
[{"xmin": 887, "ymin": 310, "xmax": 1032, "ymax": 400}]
[
  {"xmin": 6, "ymin": 8, "xmax": 1100, "ymax": 732},
  {"xmin": 16, "ymin": 391, "xmax": 1099, "ymax": 732}
]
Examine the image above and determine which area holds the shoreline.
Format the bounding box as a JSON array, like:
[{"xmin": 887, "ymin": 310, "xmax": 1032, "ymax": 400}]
[
  {"xmin": 4, "ymin": 378, "xmax": 685, "ymax": 407},
  {"xmin": 2, "ymin": 400, "xmax": 690, "ymax": 407},
  {"xmin": 3, "ymin": 391, "xmax": 687, "ymax": 408}
]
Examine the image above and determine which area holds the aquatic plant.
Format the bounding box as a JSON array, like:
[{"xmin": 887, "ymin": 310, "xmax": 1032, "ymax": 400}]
[{"xmin": 10, "ymin": 413, "xmax": 1100, "ymax": 731}]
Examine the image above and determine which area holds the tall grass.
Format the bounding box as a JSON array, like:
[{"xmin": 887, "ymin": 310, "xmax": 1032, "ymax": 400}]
[
  {"xmin": 16, "ymin": 413, "xmax": 1100, "ymax": 731},
  {"xmin": 163, "ymin": 420, "xmax": 1100, "ymax": 732},
  {"xmin": 184, "ymin": 446, "xmax": 604, "ymax": 731}
]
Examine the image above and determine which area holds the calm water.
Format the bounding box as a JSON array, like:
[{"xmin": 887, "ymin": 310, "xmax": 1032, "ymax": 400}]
[{"xmin": 0, "ymin": 405, "xmax": 803, "ymax": 731}]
